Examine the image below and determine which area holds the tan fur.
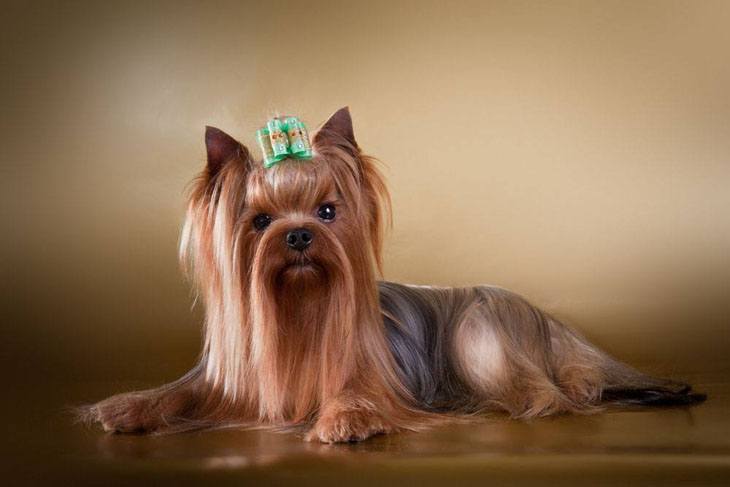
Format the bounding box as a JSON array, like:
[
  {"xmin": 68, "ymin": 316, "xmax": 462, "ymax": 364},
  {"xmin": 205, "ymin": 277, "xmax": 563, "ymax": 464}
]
[{"xmin": 80, "ymin": 108, "xmax": 703, "ymax": 442}]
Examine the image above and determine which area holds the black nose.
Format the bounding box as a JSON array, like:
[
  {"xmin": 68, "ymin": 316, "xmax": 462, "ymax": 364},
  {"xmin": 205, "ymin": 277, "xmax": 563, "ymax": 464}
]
[{"xmin": 286, "ymin": 228, "xmax": 313, "ymax": 251}]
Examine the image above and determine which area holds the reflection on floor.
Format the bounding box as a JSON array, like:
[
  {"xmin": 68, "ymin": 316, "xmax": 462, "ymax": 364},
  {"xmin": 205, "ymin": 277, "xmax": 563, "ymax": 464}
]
[{"xmin": 5, "ymin": 371, "xmax": 730, "ymax": 486}]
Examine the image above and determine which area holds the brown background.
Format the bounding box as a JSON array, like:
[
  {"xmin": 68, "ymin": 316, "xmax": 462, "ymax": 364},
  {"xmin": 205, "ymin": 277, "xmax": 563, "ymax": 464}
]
[{"xmin": 2, "ymin": 0, "xmax": 729, "ymax": 391}]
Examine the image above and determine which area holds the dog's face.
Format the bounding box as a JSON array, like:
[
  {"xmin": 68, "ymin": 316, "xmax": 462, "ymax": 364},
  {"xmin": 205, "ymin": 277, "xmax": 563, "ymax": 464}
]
[
  {"xmin": 244, "ymin": 155, "xmax": 365, "ymax": 293},
  {"xmin": 184, "ymin": 107, "xmax": 389, "ymax": 307}
]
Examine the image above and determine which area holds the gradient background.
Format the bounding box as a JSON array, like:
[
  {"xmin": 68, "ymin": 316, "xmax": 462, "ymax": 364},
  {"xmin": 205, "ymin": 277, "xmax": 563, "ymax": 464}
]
[{"xmin": 2, "ymin": 0, "xmax": 729, "ymax": 394}]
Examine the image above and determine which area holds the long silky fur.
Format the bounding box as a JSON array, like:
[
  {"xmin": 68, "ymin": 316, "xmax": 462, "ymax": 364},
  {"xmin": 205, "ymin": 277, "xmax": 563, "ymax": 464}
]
[
  {"xmin": 80, "ymin": 109, "xmax": 704, "ymax": 440},
  {"xmin": 80, "ymin": 118, "xmax": 438, "ymax": 436},
  {"xmin": 380, "ymin": 282, "xmax": 705, "ymax": 418}
]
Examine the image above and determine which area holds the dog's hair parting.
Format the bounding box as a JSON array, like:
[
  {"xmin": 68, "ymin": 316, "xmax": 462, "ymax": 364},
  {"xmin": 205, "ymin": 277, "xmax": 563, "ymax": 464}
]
[{"xmin": 79, "ymin": 107, "xmax": 705, "ymax": 442}]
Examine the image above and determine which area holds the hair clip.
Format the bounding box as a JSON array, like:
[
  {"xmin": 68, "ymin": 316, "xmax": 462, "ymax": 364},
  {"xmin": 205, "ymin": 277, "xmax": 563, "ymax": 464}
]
[{"xmin": 256, "ymin": 116, "xmax": 312, "ymax": 168}]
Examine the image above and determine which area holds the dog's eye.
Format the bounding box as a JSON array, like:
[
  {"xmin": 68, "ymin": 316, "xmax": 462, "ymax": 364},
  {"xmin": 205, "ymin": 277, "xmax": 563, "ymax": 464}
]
[
  {"xmin": 317, "ymin": 204, "xmax": 336, "ymax": 221},
  {"xmin": 253, "ymin": 214, "xmax": 272, "ymax": 231}
]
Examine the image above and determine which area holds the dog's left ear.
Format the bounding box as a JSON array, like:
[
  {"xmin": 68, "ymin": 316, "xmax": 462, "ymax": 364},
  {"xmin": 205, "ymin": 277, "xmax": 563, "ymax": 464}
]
[{"xmin": 313, "ymin": 107, "xmax": 358, "ymax": 153}]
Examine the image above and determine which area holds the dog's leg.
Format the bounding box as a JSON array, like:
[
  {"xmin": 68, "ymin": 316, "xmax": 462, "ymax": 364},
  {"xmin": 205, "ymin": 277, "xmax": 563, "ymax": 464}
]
[
  {"xmin": 92, "ymin": 386, "xmax": 198, "ymax": 434},
  {"xmin": 548, "ymin": 320, "xmax": 608, "ymax": 407},
  {"xmin": 453, "ymin": 302, "xmax": 576, "ymax": 417},
  {"xmin": 304, "ymin": 391, "xmax": 395, "ymax": 443},
  {"xmin": 79, "ymin": 365, "xmax": 210, "ymax": 434}
]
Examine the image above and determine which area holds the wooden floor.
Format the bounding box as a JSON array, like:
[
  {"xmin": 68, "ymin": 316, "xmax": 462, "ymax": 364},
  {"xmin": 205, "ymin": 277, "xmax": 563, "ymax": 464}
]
[{"xmin": 5, "ymin": 371, "xmax": 730, "ymax": 486}]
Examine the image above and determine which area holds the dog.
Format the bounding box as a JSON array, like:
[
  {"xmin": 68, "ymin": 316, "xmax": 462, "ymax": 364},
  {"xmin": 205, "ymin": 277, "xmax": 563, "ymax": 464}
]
[{"xmin": 82, "ymin": 107, "xmax": 705, "ymax": 443}]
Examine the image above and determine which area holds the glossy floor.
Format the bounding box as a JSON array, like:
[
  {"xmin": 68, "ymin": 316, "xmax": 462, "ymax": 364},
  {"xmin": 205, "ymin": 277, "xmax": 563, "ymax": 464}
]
[{"xmin": 4, "ymin": 371, "xmax": 729, "ymax": 486}]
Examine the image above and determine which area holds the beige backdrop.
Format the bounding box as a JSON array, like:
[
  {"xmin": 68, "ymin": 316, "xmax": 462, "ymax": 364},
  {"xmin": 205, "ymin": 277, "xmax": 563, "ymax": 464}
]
[{"xmin": 2, "ymin": 1, "xmax": 729, "ymax": 386}]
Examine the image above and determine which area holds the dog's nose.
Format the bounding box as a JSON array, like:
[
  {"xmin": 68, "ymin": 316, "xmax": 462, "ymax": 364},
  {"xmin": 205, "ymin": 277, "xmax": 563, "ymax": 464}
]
[{"xmin": 285, "ymin": 228, "xmax": 313, "ymax": 251}]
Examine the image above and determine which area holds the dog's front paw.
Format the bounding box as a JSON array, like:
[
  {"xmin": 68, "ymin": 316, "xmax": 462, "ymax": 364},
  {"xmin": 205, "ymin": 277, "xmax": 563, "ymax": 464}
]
[
  {"xmin": 90, "ymin": 392, "xmax": 164, "ymax": 434},
  {"xmin": 305, "ymin": 399, "xmax": 394, "ymax": 443}
]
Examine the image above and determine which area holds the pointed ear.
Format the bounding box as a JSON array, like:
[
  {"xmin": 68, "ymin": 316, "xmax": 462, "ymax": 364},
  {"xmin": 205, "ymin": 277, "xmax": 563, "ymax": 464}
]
[
  {"xmin": 313, "ymin": 107, "xmax": 358, "ymax": 153},
  {"xmin": 205, "ymin": 126, "xmax": 248, "ymax": 176}
]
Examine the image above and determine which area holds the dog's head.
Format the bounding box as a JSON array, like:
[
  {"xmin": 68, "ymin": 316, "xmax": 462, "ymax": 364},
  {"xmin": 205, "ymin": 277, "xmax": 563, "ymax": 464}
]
[{"xmin": 183, "ymin": 107, "xmax": 388, "ymax": 296}]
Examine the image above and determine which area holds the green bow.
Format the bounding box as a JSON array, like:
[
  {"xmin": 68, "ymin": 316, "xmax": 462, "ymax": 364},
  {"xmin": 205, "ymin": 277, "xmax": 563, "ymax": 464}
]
[{"xmin": 256, "ymin": 116, "xmax": 313, "ymax": 168}]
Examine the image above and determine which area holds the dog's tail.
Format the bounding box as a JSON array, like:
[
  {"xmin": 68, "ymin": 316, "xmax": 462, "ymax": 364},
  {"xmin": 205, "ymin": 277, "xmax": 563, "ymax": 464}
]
[
  {"xmin": 601, "ymin": 384, "xmax": 706, "ymax": 407},
  {"xmin": 599, "ymin": 357, "xmax": 706, "ymax": 407}
]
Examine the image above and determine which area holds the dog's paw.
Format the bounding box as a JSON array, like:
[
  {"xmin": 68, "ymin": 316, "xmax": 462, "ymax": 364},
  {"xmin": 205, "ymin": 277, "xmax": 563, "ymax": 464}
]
[
  {"xmin": 305, "ymin": 400, "xmax": 394, "ymax": 443},
  {"xmin": 91, "ymin": 393, "xmax": 163, "ymax": 434}
]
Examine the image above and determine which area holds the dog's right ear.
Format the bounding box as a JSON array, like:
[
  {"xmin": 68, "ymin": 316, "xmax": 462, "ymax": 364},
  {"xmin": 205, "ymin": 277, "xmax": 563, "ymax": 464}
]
[{"xmin": 205, "ymin": 126, "xmax": 248, "ymax": 177}]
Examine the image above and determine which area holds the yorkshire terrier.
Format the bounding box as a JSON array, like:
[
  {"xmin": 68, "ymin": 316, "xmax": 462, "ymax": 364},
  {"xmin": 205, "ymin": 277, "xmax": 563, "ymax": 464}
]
[{"xmin": 82, "ymin": 107, "xmax": 705, "ymax": 443}]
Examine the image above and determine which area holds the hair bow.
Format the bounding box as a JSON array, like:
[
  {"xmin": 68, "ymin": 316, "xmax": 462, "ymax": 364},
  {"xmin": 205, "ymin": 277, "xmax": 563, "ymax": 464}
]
[{"xmin": 256, "ymin": 116, "xmax": 313, "ymax": 168}]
